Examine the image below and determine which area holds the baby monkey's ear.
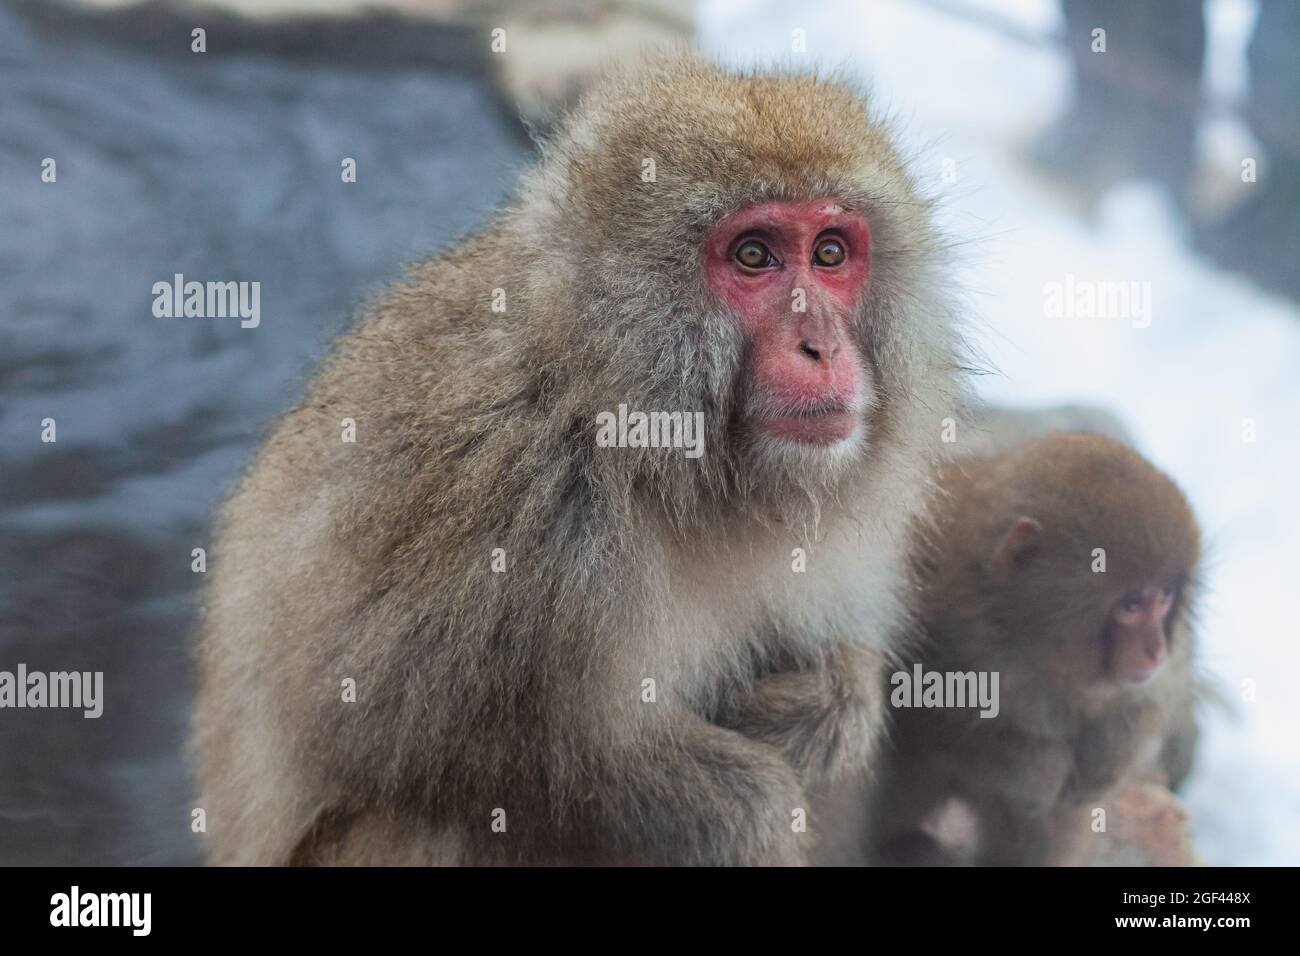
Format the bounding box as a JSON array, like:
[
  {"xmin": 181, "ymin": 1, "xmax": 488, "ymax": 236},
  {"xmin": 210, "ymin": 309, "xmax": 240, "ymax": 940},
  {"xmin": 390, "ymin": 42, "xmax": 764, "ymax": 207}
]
[{"xmin": 993, "ymin": 515, "xmax": 1043, "ymax": 577}]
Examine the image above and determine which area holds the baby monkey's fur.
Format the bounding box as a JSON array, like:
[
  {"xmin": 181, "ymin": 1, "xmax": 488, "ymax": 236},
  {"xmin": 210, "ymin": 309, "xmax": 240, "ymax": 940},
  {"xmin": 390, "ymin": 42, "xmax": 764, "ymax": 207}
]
[{"xmin": 871, "ymin": 432, "xmax": 1202, "ymax": 866}]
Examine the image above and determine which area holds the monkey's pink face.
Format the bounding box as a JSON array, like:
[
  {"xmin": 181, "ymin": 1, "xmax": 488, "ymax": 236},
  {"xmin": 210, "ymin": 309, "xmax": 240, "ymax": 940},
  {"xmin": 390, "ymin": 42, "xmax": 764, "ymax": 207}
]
[
  {"xmin": 1106, "ymin": 583, "xmax": 1177, "ymax": 685},
  {"xmin": 703, "ymin": 200, "xmax": 871, "ymax": 447}
]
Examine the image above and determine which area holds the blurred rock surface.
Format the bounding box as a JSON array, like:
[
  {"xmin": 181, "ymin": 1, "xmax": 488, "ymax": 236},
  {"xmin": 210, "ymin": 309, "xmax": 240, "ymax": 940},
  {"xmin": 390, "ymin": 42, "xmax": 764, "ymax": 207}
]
[{"xmin": 0, "ymin": 0, "xmax": 523, "ymax": 864}]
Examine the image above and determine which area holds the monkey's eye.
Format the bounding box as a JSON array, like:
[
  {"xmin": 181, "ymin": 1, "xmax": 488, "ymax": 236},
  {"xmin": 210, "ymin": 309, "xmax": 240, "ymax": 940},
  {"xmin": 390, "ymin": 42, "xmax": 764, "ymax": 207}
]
[
  {"xmin": 813, "ymin": 237, "xmax": 846, "ymax": 267},
  {"xmin": 735, "ymin": 239, "xmax": 776, "ymax": 269},
  {"xmin": 1119, "ymin": 592, "xmax": 1144, "ymax": 614}
]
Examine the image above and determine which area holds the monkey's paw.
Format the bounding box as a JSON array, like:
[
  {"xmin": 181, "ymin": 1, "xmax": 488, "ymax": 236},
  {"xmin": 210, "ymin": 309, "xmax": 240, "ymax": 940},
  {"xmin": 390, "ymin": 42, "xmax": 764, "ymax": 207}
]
[{"xmin": 721, "ymin": 668, "xmax": 876, "ymax": 787}]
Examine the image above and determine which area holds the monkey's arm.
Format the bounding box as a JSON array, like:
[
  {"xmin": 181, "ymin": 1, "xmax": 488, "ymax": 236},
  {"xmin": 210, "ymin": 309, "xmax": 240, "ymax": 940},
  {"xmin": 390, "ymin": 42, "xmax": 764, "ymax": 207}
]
[
  {"xmin": 1065, "ymin": 710, "xmax": 1158, "ymax": 805},
  {"xmin": 620, "ymin": 714, "xmax": 817, "ymax": 865},
  {"xmin": 1157, "ymin": 712, "xmax": 1199, "ymax": 790},
  {"xmin": 960, "ymin": 727, "xmax": 1073, "ymax": 814},
  {"xmin": 289, "ymin": 708, "xmax": 811, "ymax": 866},
  {"xmin": 974, "ymin": 716, "xmax": 1156, "ymax": 866},
  {"xmin": 958, "ymin": 729, "xmax": 1082, "ymax": 866},
  {"xmin": 717, "ymin": 642, "xmax": 884, "ymax": 788}
]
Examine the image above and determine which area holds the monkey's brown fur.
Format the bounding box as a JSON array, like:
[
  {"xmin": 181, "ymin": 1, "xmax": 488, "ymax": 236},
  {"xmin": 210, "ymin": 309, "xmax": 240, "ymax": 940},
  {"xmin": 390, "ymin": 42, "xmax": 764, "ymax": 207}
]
[
  {"xmin": 871, "ymin": 432, "xmax": 1201, "ymax": 866},
  {"xmin": 193, "ymin": 56, "xmax": 969, "ymax": 865}
]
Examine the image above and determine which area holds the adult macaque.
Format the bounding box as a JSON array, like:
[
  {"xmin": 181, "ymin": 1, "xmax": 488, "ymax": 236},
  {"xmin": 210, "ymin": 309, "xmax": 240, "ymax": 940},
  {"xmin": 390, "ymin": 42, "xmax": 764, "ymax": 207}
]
[
  {"xmin": 870, "ymin": 432, "xmax": 1202, "ymax": 866},
  {"xmin": 193, "ymin": 56, "xmax": 968, "ymax": 866}
]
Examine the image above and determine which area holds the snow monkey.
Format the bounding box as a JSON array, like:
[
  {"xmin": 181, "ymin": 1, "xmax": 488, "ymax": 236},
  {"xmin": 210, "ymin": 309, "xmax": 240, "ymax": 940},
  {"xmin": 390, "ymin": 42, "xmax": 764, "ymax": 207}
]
[
  {"xmin": 193, "ymin": 56, "xmax": 969, "ymax": 865},
  {"xmin": 871, "ymin": 432, "xmax": 1202, "ymax": 866}
]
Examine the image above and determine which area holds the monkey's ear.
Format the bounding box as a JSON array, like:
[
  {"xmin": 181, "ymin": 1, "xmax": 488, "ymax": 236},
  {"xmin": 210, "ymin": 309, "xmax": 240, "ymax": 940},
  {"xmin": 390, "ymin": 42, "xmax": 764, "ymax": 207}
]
[{"xmin": 993, "ymin": 516, "xmax": 1043, "ymax": 576}]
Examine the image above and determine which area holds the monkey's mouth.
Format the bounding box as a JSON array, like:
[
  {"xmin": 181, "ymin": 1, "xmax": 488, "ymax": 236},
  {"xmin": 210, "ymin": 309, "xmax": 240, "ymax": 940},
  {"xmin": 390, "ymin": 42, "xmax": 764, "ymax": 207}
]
[
  {"xmin": 754, "ymin": 406, "xmax": 861, "ymax": 445},
  {"xmin": 1121, "ymin": 661, "xmax": 1166, "ymax": 687}
]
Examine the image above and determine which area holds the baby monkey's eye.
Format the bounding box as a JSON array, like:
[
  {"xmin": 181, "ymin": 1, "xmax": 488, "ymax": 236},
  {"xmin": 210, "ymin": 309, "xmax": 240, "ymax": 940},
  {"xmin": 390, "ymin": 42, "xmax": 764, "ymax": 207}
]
[
  {"xmin": 813, "ymin": 236, "xmax": 846, "ymax": 267},
  {"xmin": 735, "ymin": 239, "xmax": 775, "ymax": 269}
]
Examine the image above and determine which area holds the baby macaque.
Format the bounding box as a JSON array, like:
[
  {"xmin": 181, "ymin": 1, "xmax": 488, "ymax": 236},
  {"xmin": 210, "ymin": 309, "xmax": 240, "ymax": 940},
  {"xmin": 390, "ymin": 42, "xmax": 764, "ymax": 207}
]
[{"xmin": 871, "ymin": 431, "xmax": 1202, "ymax": 866}]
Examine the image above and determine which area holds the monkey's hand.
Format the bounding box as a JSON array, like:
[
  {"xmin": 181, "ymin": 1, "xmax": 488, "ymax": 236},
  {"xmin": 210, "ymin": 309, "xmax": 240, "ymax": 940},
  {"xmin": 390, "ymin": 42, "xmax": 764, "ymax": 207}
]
[
  {"xmin": 719, "ymin": 643, "xmax": 883, "ymax": 788},
  {"xmin": 618, "ymin": 716, "xmax": 811, "ymax": 866}
]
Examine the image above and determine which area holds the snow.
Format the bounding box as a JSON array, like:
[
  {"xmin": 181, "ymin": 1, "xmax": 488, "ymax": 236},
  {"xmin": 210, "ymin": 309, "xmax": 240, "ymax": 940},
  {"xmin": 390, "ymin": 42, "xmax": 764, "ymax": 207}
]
[{"xmin": 700, "ymin": 0, "xmax": 1300, "ymax": 865}]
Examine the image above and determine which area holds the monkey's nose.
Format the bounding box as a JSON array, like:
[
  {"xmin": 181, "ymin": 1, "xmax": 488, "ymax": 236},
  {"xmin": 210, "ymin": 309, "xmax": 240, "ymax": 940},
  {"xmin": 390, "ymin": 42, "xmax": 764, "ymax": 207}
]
[{"xmin": 799, "ymin": 340, "xmax": 840, "ymax": 363}]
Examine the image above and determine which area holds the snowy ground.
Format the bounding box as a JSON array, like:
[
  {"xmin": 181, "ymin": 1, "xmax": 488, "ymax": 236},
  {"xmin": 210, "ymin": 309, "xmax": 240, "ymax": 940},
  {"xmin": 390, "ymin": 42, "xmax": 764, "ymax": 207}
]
[{"xmin": 701, "ymin": 0, "xmax": 1300, "ymax": 865}]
